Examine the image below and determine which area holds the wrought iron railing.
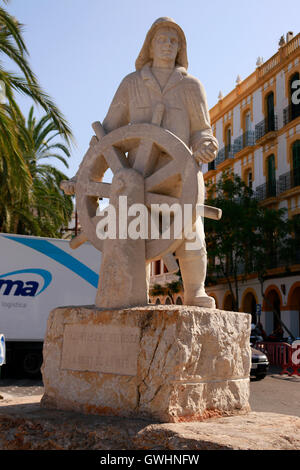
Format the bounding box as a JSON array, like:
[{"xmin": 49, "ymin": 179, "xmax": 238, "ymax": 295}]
[
  {"xmin": 255, "ymin": 115, "xmax": 278, "ymax": 141},
  {"xmin": 283, "ymin": 104, "xmax": 300, "ymax": 126},
  {"xmin": 215, "ymin": 145, "xmax": 235, "ymax": 166},
  {"xmin": 278, "ymin": 167, "xmax": 300, "ymax": 193},
  {"xmin": 255, "ymin": 168, "xmax": 300, "ymax": 201},
  {"xmin": 255, "ymin": 180, "xmax": 277, "ymax": 201},
  {"xmin": 233, "ymin": 131, "xmax": 255, "ymax": 153}
]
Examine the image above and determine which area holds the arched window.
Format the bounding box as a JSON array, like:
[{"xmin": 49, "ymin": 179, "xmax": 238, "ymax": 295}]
[
  {"xmin": 223, "ymin": 293, "xmax": 234, "ymax": 311},
  {"xmin": 244, "ymin": 169, "xmax": 253, "ymax": 189},
  {"xmin": 265, "ymin": 289, "xmax": 281, "ymax": 332},
  {"xmin": 293, "ymin": 140, "xmax": 300, "ymax": 187},
  {"xmin": 225, "ymin": 125, "xmax": 231, "ymax": 157},
  {"xmin": 155, "ymin": 298, "xmax": 161, "ymax": 305},
  {"xmin": 176, "ymin": 296, "xmax": 183, "ymax": 305},
  {"xmin": 266, "ymin": 92, "xmax": 275, "ymax": 132},
  {"xmin": 154, "ymin": 260, "xmax": 161, "ymax": 275},
  {"xmin": 266, "ymin": 154, "xmax": 276, "ymax": 197},
  {"xmin": 244, "ymin": 110, "xmax": 251, "ymax": 133},
  {"xmin": 242, "ymin": 292, "xmax": 257, "ymax": 324},
  {"xmin": 165, "ymin": 297, "xmax": 172, "ymax": 305}
]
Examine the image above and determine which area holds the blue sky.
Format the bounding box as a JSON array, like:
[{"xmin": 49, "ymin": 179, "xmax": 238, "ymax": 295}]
[{"xmin": 5, "ymin": 0, "xmax": 299, "ymax": 178}]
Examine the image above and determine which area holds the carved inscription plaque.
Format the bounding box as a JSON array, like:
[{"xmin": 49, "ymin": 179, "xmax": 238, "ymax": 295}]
[{"xmin": 61, "ymin": 324, "xmax": 140, "ymax": 376}]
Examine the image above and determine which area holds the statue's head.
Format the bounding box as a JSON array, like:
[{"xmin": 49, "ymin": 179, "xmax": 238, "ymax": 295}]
[{"xmin": 135, "ymin": 17, "xmax": 188, "ymax": 71}]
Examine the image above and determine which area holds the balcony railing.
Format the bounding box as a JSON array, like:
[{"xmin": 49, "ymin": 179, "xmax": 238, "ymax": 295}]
[
  {"xmin": 255, "ymin": 115, "xmax": 278, "ymax": 141},
  {"xmin": 283, "ymin": 104, "xmax": 300, "ymax": 126},
  {"xmin": 215, "ymin": 145, "xmax": 235, "ymax": 166},
  {"xmin": 278, "ymin": 167, "xmax": 300, "ymax": 193},
  {"xmin": 255, "ymin": 168, "xmax": 300, "ymax": 201},
  {"xmin": 233, "ymin": 131, "xmax": 255, "ymax": 153},
  {"xmin": 255, "ymin": 179, "xmax": 277, "ymax": 201}
]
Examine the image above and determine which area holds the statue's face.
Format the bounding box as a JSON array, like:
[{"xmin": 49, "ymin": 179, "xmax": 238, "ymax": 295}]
[{"xmin": 150, "ymin": 27, "xmax": 179, "ymax": 64}]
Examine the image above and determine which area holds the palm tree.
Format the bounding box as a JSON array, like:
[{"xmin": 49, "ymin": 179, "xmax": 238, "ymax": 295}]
[
  {"xmin": 3, "ymin": 106, "xmax": 73, "ymax": 237},
  {"xmin": 0, "ymin": 1, "xmax": 74, "ymax": 235},
  {"xmin": 0, "ymin": 102, "xmax": 32, "ymax": 232},
  {"xmin": 0, "ymin": 1, "xmax": 72, "ymax": 140}
]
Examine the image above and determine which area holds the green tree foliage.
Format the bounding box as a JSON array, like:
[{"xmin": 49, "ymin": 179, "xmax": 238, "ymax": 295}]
[
  {"xmin": 1, "ymin": 106, "xmax": 73, "ymax": 236},
  {"xmin": 149, "ymin": 275, "xmax": 183, "ymax": 304},
  {"xmin": 205, "ymin": 170, "xmax": 295, "ymax": 312},
  {"xmin": 0, "ymin": 1, "xmax": 72, "ymax": 139},
  {"xmin": 205, "ymin": 171, "xmax": 260, "ymax": 310},
  {"xmin": 0, "ymin": 1, "xmax": 74, "ymax": 237}
]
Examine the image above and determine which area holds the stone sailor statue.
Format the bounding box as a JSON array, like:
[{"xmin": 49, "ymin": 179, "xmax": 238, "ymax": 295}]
[{"xmin": 62, "ymin": 17, "xmax": 219, "ymax": 308}]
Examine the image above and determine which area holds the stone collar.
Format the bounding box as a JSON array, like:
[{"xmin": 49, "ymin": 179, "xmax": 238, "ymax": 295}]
[{"xmin": 140, "ymin": 63, "xmax": 187, "ymax": 95}]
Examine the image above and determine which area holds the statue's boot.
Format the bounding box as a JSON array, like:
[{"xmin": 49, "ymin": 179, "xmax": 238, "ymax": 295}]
[{"xmin": 178, "ymin": 246, "xmax": 216, "ymax": 309}]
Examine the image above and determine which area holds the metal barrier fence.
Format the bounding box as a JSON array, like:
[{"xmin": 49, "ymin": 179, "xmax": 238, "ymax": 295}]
[{"xmin": 256, "ymin": 341, "xmax": 300, "ymax": 377}]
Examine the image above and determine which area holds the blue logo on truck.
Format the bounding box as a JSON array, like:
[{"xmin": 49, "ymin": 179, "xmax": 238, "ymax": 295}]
[
  {"xmin": 0, "ymin": 269, "xmax": 52, "ymax": 297},
  {"xmin": 1, "ymin": 235, "xmax": 98, "ymax": 288}
]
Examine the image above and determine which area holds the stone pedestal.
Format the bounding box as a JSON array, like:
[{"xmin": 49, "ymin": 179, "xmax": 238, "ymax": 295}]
[{"xmin": 41, "ymin": 305, "xmax": 251, "ymax": 423}]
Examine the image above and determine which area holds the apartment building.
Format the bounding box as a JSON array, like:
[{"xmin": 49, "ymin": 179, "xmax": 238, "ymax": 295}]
[{"xmin": 149, "ymin": 31, "xmax": 300, "ymax": 339}]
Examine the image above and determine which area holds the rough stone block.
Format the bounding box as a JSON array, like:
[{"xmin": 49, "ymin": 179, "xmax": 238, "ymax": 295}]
[{"xmin": 41, "ymin": 305, "xmax": 251, "ymax": 423}]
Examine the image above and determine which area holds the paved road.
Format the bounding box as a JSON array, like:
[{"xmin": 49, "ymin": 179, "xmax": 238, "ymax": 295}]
[
  {"xmin": 0, "ymin": 367, "xmax": 299, "ymax": 417},
  {"xmin": 0, "ymin": 379, "xmax": 43, "ymax": 398},
  {"xmin": 249, "ymin": 366, "xmax": 300, "ymax": 417}
]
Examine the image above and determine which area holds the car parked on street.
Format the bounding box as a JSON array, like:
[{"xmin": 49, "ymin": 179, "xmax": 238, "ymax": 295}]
[{"xmin": 250, "ymin": 347, "xmax": 269, "ymax": 381}]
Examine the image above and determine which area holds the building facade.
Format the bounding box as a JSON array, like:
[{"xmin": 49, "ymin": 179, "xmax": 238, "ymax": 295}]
[{"xmin": 149, "ymin": 31, "xmax": 300, "ymax": 339}]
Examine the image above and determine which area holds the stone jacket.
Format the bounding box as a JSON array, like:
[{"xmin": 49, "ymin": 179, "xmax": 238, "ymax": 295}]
[{"xmin": 102, "ymin": 64, "xmax": 217, "ymax": 154}]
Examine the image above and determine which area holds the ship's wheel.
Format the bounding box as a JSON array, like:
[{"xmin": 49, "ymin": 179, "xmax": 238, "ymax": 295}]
[{"xmin": 71, "ymin": 120, "xmax": 201, "ymax": 264}]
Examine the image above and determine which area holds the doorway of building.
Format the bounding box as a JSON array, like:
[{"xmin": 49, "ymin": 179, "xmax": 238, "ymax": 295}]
[
  {"xmin": 265, "ymin": 289, "xmax": 281, "ymax": 331},
  {"xmin": 242, "ymin": 292, "xmax": 257, "ymax": 324},
  {"xmin": 289, "ymin": 286, "xmax": 300, "ymax": 336},
  {"xmin": 223, "ymin": 293, "xmax": 234, "ymax": 311}
]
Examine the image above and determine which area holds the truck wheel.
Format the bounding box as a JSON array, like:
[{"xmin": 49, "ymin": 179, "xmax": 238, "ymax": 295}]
[{"xmin": 23, "ymin": 351, "xmax": 43, "ymax": 378}]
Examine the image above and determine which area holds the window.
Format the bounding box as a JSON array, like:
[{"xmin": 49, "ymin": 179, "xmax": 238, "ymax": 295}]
[
  {"xmin": 266, "ymin": 92, "xmax": 275, "ymax": 132},
  {"xmin": 293, "ymin": 140, "xmax": 300, "ymax": 187},
  {"xmin": 247, "ymin": 171, "xmax": 253, "ymax": 189},
  {"xmin": 154, "ymin": 260, "xmax": 161, "ymax": 275},
  {"xmin": 245, "ymin": 111, "xmax": 251, "ymax": 132},
  {"xmin": 243, "ymin": 111, "xmax": 252, "ymax": 147},
  {"xmin": 225, "ymin": 125, "xmax": 231, "ymax": 157},
  {"xmin": 208, "ymin": 160, "xmax": 215, "ymax": 171},
  {"xmin": 267, "ymin": 154, "xmax": 276, "ymax": 197}
]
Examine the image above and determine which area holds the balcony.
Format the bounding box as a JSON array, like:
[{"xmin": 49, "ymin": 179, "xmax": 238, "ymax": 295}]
[
  {"xmin": 283, "ymin": 104, "xmax": 300, "ymax": 126},
  {"xmin": 233, "ymin": 131, "xmax": 255, "ymax": 154},
  {"xmin": 215, "ymin": 145, "xmax": 235, "ymax": 166},
  {"xmin": 255, "ymin": 115, "xmax": 278, "ymax": 141},
  {"xmin": 278, "ymin": 167, "xmax": 300, "ymax": 193},
  {"xmin": 255, "ymin": 167, "xmax": 300, "ymax": 201},
  {"xmin": 255, "ymin": 179, "xmax": 277, "ymax": 201}
]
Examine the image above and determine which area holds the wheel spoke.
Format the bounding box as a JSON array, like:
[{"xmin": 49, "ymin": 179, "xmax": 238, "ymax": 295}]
[
  {"xmin": 86, "ymin": 181, "xmax": 111, "ymax": 198},
  {"xmin": 145, "ymin": 162, "xmax": 179, "ymax": 192},
  {"xmin": 103, "ymin": 146, "xmax": 127, "ymax": 174},
  {"xmin": 133, "ymin": 140, "xmax": 154, "ymax": 176},
  {"xmin": 145, "ymin": 192, "xmax": 179, "ymax": 207}
]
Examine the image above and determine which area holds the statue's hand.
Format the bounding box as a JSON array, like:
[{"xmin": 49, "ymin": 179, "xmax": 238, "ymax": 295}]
[{"xmin": 194, "ymin": 140, "xmax": 218, "ymax": 164}]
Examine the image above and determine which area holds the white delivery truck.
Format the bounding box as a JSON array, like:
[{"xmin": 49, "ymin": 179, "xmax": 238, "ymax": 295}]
[{"xmin": 0, "ymin": 233, "xmax": 101, "ymax": 377}]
